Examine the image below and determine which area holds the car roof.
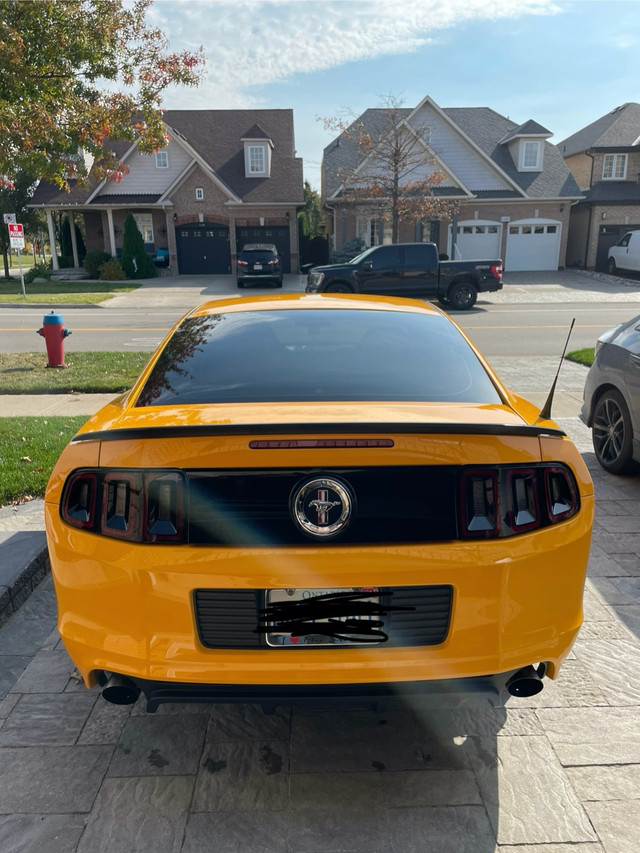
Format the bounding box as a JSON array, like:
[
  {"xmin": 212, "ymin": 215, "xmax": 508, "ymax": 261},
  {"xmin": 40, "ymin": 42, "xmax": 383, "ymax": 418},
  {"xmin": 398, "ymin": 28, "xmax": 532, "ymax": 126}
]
[
  {"xmin": 186, "ymin": 292, "xmax": 444, "ymax": 319},
  {"xmin": 240, "ymin": 243, "xmax": 278, "ymax": 251}
]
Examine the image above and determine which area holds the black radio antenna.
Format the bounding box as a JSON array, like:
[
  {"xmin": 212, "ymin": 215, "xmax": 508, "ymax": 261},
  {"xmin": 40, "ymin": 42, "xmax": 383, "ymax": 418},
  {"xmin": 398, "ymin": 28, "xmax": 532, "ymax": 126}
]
[{"xmin": 536, "ymin": 318, "xmax": 575, "ymax": 422}]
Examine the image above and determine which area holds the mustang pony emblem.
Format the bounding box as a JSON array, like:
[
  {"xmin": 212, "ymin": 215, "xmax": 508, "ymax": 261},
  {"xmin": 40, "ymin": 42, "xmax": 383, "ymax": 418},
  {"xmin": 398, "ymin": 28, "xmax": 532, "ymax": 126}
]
[
  {"xmin": 290, "ymin": 476, "xmax": 354, "ymax": 539},
  {"xmin": 309, "ymin": 490, "xmax": 341, "ymax": 524}
]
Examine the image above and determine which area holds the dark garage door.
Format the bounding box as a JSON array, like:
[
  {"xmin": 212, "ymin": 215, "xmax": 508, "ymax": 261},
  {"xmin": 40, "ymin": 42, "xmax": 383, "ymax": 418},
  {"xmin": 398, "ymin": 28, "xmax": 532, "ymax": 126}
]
[
  {"xmin": 176, "ymin": 224, "xmax": 230, "ymax": 275},
  {"xmin": 236, "ymin": 226, "xmax": 291, "ymax": 273}
]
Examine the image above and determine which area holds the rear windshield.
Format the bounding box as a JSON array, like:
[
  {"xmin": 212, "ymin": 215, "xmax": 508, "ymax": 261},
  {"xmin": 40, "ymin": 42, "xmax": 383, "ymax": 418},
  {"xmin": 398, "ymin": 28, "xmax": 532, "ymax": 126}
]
[
  {"xmin": 240, "ymin": 248, "xmax": 277, "ymax": 260},
  {"xmin": 135, "ymin": 309, "xmax": 502, "ymax": 406}
]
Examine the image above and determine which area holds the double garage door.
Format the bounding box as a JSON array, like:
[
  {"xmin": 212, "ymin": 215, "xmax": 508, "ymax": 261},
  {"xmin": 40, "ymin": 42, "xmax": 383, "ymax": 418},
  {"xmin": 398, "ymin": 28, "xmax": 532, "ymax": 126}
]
[{"xmin": 449, "ymin": 219, "xmax": 561, "ymax": 271}]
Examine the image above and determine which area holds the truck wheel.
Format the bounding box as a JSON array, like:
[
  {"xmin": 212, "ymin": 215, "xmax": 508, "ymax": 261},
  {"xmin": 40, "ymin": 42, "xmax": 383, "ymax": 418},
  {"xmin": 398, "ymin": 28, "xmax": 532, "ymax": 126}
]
[
  {"xmin": 325, "ymin": 282, "xmax": 353, "ymax": 293},
  {"xmin": 608, "ymin": 257, "xmax": 617, "ymax": 275},
  {"xmin": 448, "ymin": 281, "xmax": 477, "ymax": 310}
]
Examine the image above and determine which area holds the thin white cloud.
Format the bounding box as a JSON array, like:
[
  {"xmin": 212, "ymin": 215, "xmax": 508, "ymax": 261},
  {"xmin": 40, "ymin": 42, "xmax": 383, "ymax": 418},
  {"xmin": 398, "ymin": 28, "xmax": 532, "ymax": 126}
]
[{"xmin": 151, "ymin": 0, "xmax": 561, "ymax": 108}]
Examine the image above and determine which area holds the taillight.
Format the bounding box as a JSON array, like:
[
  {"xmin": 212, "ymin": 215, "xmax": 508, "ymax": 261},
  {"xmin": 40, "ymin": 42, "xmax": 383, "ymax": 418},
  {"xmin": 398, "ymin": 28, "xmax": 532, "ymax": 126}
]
[
  {"xmin": 461, "ymin": 464, "xmax": 579, "ymax": 538},
  {"xmin": 62, "ymin": 472, "xmax": 98, "ymax": 529},
  {"xmin": 144, "ymin": 473, "xmax": 184, "ymax": 541},
  {"xmin": 268, "ymin": 259, "xmax": 279, "ymax": 266},
  {"xmin": 460, "ymin": 469, "xmax": 499, "ymax": 537},
  {"xmin": 491, "ymin": 263, "xmax": 503, "ymax": 280},
  {"xmin": 61, "ymin": 469, "xmax": 186, "ymax": 543},
  {"xmin": 507, "ymin": 468, "xmax": 539, "ymax": 531},
  {"xmin": 237, "ymin": 259, "xmax": 248, "ymax": 267},
  {"xmin": 544, "ymin": 467, "xmax": 578, "ymax": 522}
]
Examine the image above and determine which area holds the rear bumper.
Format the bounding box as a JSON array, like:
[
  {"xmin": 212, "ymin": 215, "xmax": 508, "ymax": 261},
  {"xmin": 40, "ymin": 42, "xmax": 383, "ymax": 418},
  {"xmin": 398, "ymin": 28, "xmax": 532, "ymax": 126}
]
[{"xmin": 102, "ymin": 669, "xmax": 533, "ymax": 712}]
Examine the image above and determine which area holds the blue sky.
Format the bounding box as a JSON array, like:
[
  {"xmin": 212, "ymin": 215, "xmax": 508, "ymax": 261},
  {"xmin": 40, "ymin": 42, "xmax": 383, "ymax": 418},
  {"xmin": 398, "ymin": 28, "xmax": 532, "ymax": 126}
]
[{"xmin": 150, "ymin": 0, "xmax": 640, "ymax": 190}]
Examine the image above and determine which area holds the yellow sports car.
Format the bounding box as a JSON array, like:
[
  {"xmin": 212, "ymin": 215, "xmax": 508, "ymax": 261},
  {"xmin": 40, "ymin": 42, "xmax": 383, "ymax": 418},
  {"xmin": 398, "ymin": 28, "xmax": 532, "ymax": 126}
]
[{"xmin": 44, "ymin": 294, "xmax": 593, "ymax": 712}]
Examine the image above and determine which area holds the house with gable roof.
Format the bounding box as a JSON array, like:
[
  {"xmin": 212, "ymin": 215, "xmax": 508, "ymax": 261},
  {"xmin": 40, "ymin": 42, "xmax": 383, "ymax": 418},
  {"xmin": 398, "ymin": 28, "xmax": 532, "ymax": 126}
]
[
  {"xmin": 323, "ymin": 95, "xmax": 582, "ymax": 271},
  {"xmin": 29, "ymin": 110, "xmax": 304, "ymax": 275},
  {"xmin": 558, "ymin": 103, "xmax": 640, "ymax": 270}
]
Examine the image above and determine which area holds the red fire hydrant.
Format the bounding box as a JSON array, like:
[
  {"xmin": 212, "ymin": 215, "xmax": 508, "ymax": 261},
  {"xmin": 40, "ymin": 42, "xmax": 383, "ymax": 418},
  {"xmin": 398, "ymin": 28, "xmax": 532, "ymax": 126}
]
[{"xmin": 37, "ymin": 311, "xmax": 71, "ymax": 368}]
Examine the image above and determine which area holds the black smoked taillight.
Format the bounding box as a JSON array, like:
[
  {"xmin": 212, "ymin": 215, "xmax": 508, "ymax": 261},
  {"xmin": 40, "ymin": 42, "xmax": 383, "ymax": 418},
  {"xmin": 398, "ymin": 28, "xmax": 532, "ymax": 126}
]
[
  {"xmin": 61, "ymin": 468, "xmax": 186, "ymax": 543},
  {"xmin": 461, "ymin": 469, "xmax": 499, "ymax": 537},
  {"xmin": 102, "ymin": 472, "xmax": 141, "ymax": 539},
  {"xmin": 62, "ymin": 472, "xmax": 97, "ymax": 529},
  {"xmin": 143, "ymin": 473, "xmax": 184, "ymax": 542},
  {"xmin": 507, "ymin": 468, "xmax": 539, "ymax": 531},
  {"xmin": 461, "ymin": 464, "xmax": 579, "ymax": 538},
  {"xmin": 544, "ymin": 467, "xmax": 578, "ymax": 522}
]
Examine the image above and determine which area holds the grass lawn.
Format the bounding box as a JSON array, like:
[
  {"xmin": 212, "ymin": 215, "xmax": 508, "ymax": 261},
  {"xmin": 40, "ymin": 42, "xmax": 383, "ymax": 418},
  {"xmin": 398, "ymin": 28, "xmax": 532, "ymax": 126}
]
[
  {"xmin": 0, "ymin": 279, "xmax": 140, "ymax": 304},
  {"xmin": 565, "ymin": 348, "xmax": 595, "ymax": 367},
  {"xmin": 0, "ymin": 416, "xmax": 87, "ymax": 505},
  {"xmin": 0, "ymin": 351, "xmax": 151, "ymax": 393}
]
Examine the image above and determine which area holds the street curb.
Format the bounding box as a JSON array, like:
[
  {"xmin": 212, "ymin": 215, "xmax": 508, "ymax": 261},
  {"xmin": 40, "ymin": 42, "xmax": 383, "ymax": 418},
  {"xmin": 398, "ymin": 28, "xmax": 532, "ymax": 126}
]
[
  {"xmin": 0, "ymin": 302, "xmax": 103, "ymax": 309},
  {"xmin": 0, "ymin": 544, "xmax": 50, "ymax": 629}
]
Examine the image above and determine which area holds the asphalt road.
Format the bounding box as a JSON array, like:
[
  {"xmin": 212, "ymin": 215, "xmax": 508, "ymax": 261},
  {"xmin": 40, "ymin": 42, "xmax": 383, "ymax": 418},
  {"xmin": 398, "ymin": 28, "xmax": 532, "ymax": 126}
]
[{"xmin": 2, "ymin": 270, "xmax": 640, "ymax": 356}]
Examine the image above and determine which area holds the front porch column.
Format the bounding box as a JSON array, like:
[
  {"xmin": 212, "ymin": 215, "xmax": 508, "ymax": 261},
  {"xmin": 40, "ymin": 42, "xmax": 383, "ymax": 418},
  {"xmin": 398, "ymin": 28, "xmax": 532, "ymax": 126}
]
[
  {"xmin": 46, "ymin": 210, "xmax": 59, "ymax": 270},
  {"xmin": 106, "ymin": 209, "xmax": 116, "ymax": 257},
  {"xmin": 68, "ymin": 213, "xmax": 79, "ymax": 267}
]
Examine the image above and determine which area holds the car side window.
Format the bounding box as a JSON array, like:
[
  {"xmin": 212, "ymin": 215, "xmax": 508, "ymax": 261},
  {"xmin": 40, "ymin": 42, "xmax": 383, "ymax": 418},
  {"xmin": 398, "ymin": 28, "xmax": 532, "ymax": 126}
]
[
  {"xmin": 404, "ymin": 246, "xmax": 435, "ymax": 267},
  {"xmin": 618, "ymin": 233, "xmax": 631, "ymax": 247},
  {"xmin": 368, "ymin": 246, "xmax": 401, "ymax": 270}
]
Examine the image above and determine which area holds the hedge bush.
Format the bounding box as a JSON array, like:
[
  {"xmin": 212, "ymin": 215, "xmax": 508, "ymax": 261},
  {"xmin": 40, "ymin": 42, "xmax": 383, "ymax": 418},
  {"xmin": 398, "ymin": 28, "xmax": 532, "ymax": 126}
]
[
  {"xmin": 84, "ymin": 250, "xmax": 111, "ymax": 278},
  {"xmin": 98, "ymin": 259, "xmax": 127, "ymax": 280}
]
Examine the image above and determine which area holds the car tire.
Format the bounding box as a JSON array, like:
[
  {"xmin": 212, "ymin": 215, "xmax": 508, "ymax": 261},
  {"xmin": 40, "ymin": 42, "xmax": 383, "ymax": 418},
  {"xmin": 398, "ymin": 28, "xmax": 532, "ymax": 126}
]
[
  {"xmin": 447, "ymin": 281, "xmax": 477, "ymax": 310},
  {"xmin": 237, "ymin": 280, "xmax": 244, "ymax": 288},
  {"xmin": 592, "ymin": 388, "xmax": 636, "ymax": 474},
  {"xmin": 273, "ymin": 279, "xmax": 283, "ymax": 288},
  {"xmin": 608, "ymin": 257, "xmax": 617, "ymax": 276},
  {"xmin": 325, "ymin": 282, "xmax": 353, "ymax": 293}
]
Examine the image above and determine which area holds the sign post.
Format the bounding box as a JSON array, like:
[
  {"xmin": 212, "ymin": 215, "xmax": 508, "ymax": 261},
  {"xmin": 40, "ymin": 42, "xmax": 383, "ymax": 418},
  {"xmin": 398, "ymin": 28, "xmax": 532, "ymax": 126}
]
[{"xmin": 7, "ymin": 222, "xmax": 26, "ymax": 296}]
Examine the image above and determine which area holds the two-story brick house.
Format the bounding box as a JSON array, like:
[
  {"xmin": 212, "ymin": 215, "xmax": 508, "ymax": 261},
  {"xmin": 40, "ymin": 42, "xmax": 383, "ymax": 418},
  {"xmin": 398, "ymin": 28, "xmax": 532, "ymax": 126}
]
[
  {"xmin": 29, "ymin": 110, "xmax": 304, "ymax": 275},
  {"xmin": 559, "ymin": 103, "xmax": 640, "ymax": 270},
  {"xmin": 323, "ymin": 95, "xmax": 582, "ymax": 271}
]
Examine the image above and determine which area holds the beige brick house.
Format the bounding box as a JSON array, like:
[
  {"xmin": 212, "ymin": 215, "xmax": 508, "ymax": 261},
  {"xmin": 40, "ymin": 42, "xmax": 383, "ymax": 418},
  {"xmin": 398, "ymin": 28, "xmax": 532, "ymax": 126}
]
[
  {"xmin": 323, "ymin": 95, "xmax": 582, "ymax": 272},
  {"xmin": 29, "ymin": 110, "xmax": 304, "ymax": 275},
  {"xmin": 559, "ymin": 103, "xmax": 640, "ymax": 270}
]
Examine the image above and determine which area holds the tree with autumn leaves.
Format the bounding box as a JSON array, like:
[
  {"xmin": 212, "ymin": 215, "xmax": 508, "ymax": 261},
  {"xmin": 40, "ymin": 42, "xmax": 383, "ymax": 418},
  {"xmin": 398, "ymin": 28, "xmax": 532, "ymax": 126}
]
[
  {"xmin": 323, "ymin": 96, "xmax": 460, "ymax": 244},
  {"xmin": 0, "ymin": 0, "xmax": 204, "ymax": 189}
]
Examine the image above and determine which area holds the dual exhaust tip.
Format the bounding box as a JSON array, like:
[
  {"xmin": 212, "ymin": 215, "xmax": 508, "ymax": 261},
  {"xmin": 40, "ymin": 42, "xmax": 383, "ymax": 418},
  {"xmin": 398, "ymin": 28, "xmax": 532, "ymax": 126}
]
[{"xmin": 100, "ymin": 664, "xmax": 546, "ymax": 708}]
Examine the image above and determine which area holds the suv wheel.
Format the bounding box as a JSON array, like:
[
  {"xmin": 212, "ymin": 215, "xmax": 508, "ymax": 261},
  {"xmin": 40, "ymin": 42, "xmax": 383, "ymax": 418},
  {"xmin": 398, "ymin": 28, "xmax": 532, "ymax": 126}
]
[
  {"xmin": 447, "ymin": 281, "xmax": 477, "ymax": 310},
  {"xmin": 592, "ymin": 389, "xmax": 635, "ymax": 474},
  {"xmin": 325, "ymin": 282, "xmax": 352, "ymax": 293},
  {"xmin": 237, "ymin": 280, "xmax": 244, "ymax": 288}
]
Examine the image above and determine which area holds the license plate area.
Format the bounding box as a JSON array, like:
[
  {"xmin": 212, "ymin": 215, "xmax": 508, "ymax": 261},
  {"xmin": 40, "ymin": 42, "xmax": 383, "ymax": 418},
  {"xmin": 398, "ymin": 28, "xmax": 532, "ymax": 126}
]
[{"xmin": 263, "ymin": 587, "xmax": 383, "ymax": 647}]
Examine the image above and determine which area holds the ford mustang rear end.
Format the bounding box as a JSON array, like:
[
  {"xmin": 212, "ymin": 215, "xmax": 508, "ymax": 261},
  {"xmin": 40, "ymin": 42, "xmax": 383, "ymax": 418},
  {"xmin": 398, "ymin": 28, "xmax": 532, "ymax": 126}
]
[{"xmin": 44, "ymin": 294, "xmax": 593, "ymax": 711}]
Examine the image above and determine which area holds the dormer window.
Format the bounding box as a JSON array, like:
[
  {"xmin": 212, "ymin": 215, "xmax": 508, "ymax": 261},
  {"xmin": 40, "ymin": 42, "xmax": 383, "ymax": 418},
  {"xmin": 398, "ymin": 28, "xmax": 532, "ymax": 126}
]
[
  {"xmin": 602, "ymin": 153, "xmax": 627, "ymax": 180},
  {"xmin": 155, "ymin": 151, "xmax": 168, "ymax": 169},
  {"xmin": 521, "ymin": 140, "xmax": 542, "ymax": 171},
  {"xmin": 248, "ymin": 146, "xmax": 266, "ymax": 174},
  {"xmin": 242, "ymin": 129, "xmax": 274, "ymax": 178}
]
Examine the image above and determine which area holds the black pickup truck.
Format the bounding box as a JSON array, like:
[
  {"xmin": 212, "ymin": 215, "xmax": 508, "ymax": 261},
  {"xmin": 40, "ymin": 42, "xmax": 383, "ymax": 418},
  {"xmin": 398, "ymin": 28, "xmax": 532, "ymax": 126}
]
[{"xmin": 305, "ymin": 242, "xmax": 503, "ymax": 310}]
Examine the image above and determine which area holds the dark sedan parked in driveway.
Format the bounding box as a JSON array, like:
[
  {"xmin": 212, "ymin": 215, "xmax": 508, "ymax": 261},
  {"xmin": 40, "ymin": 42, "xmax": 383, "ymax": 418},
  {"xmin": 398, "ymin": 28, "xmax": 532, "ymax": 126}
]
[{"xmin": 581, "ymin": 315, "xmax": 640, "ymax": 474}]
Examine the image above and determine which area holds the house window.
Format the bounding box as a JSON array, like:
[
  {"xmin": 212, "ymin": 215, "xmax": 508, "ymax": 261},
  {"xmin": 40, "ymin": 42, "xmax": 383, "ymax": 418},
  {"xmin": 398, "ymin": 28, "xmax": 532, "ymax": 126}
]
[
  {"xmin": 521, "ymin": 141, "xmax": 541, "ymax": 170},
  {"xmin": 248, "ymin": 146, "xmax": 266, "ymax": 174},
  {"xmin": 356, "ymin": 217, "xmax": 392, "ymax": 247},
  {"xmin": 602, "ymin": 154, "xmax": 627, "ymax": 180},
  {"xmin": 195, "ymin": 187, "xmax": 204, "ymax": 201},
  {"xmin": 155, "ymin": 151, "xmax": 168, "ymax": 169},
  {"xmin": 133, "ymin": 213, "xmax": 153, "ymax": 245}
]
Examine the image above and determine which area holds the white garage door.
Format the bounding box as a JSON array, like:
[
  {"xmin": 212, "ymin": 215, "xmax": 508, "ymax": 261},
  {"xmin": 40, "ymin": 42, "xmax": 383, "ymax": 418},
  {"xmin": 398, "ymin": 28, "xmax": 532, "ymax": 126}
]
[
  {"xmin": 449, "ymin": 221, "xmax": 501, "ymax": 260},
  {"xmin": 506, "ymin": 220, "xmax": 561, "ymax": 271}
]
